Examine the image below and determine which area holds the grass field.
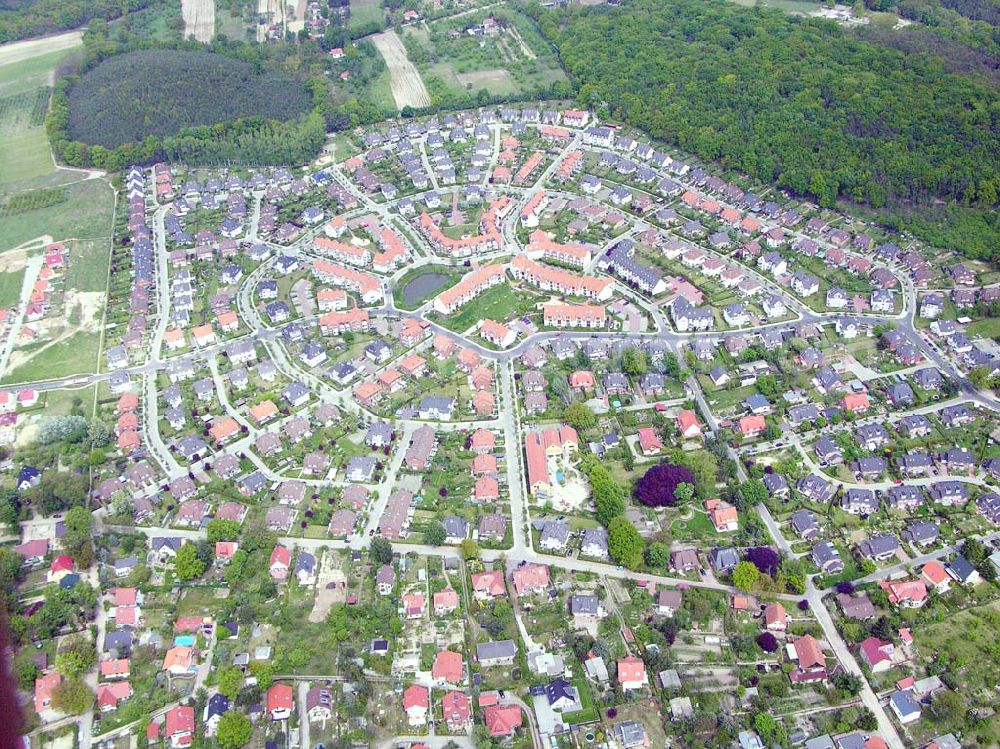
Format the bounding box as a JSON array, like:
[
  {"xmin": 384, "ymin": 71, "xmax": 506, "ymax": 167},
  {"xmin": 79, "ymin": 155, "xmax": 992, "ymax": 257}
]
[
  {"xmin": 439, "ymin": 283, "xmax": 539, "ymax": 332},
  {"xmin": 913, "ymin": 600, "xmax": 1000, "ymax": 745},
  {"xmin": 367, "ymin": 67, "xmax": 398, "ymax": 114},
  {"xmin": 348, "ymin": 0, "xmax": 383, "ymax": 30},
  {"xmin": 0, "ymin": 45, "xmax": 84, "ymax": 191},
  {"xmin": 0, "ymin": 269, "xmax": 24, "ymax": 307},
  {"xmin": 3, "ymin": 328, "xmax": 102, "ymax": 383},
  {"xmin": 0, "ymin": 178, "xmax": 114, "ymax": 252},
  {"xmin": 65, "ymin": 238, "xmax": 112, "ymax": 293}
]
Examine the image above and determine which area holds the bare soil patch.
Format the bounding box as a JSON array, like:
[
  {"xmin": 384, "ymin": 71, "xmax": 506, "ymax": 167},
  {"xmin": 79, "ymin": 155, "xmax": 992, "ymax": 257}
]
[
  {"xmin": 309, "ymin": 553, "xmax": 347, "ymax": 623},
  {"xmin": 182, "ymin": 0, "xmax": 216, "ymax": 42}
]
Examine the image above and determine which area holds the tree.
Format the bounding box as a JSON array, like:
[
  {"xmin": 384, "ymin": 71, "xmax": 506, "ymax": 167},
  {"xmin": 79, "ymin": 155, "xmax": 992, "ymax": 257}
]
[
  {"xmin": 369, "ymin": 537, "xmax": 392, "ymax": 565},
  {"xmin": 644, "ymin": 542, "xmax": 669, "ymax": 569},
  {"xmin": 174, "ymin": 543, "xmax": 205, "ymax": 581},
  {"xmin": 37, "ymin": 415, "xmax": 88, "ymax": 445},
  {"xmin": 55, "ymin": 637, "xmax": 96, "ymax": 678},
  {"xmin": 929, "ymin": 689, "xmax": 966, "ymax": 726},
  {"xmin": 472, "ymin": 724, "xmax": 496, "ymax": 749},
  {"xmin": 732, "ymin": 561, "xmax": 760, "ymax": 592},
  {"xmin": 673, "ymin": 482, "xmax": 695, "ymax": 504},
  {"xmin": 0, "ymin": 488, "xmax": 20, "ymax": 531},
  {"xmin": 207, "ymin": 518, "xmax": 241, "ymax": 543},
  {"xmin": 24, "ymin": 471, "xmax": 87, "ymax": 515},
  {"xmin": 833, "ymin": 672, "xmax": 863, "ymax": 696},
  {"xmin": 564, "ymin": 402, "xmax": 597, "ymax": 431},
  {"xmin": 88, "ymin": 418, "xmax": 113, "ymax": 448},
  {"xmin": 963, "ymin": 537, "xmax": 987, "ymax": 565},
  {"xmin": 0, "ymin": 546, "xmax": 24, "ymax": 597},
  {"xmin": 591, "ymin": 465, "xmax": 625, "ymax": 526},
  {"xmin": 634, "ymin": 463, "xmax": 696, "ymax": 507},
  {"xmin": 248, "ymin": 661, "xmax": 273, "ymax": 690},
  {"xmin": 423, "ymin": 520, "xmax": 446, "ymax": 546},
  {"xmin": 63, "ymin": 506, "xmax": 94, "ymax": 566},
  {"xmin": 872, "ymin": 615, "xmax": 894, "ymax": 641},
  {"xmin": 51, "ymin": 677, "xmax": 93, "ymax": 715},
  {"xmin": 459, "ymin": 539, "xmax": 479, "ymax": 560},
  {"xmin": 608, "ymin": 517, "xmax": 644, "ymax": 570},
  {"xmin": 746, "ymin": 547, "xmax": 781, "ymax": 576},
  {"xmin": 15, "ymin": 658, "xmax": 38, "ymax": 690},
  {"xmin": 756, "ymin": 632, "xmax": 778, "ymax": 652},
  {"xmin": 621, "ymin": 348, "xmax": 648, "ymax": 376},
  {"xmin": 738, "ymin": 478, "xmax": 767, "ymax": 507},
  {"xmin": 217, "ymin": 711, "xmax": 253, "ymax": 749},
  {"xmin": 753, "ymin": 711, "xmax": 786, "ymax": 745},
  {"xmin": 218, "ymin": 666, "xmax": 244, "ymax": 700}
]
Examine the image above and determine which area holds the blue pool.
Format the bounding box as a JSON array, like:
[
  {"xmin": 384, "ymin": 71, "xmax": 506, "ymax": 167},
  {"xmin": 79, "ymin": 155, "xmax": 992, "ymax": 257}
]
[{"xmin": 174, "ymin": 635, "xmax": 195, "ymax": 646}]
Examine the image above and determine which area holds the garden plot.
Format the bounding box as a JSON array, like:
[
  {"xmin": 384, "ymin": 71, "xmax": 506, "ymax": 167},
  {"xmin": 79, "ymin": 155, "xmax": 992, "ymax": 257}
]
[{"xmin": 309, "ymin": 552, "xmax": 346, "ymax": 623}]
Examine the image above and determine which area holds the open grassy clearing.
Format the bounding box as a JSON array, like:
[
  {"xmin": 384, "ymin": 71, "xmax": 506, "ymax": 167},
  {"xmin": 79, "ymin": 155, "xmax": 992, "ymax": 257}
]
[
  {"xmin": 0, "ymin": 268, "xmax": 24, "ymax": 307},
  {"xmin": 64, "ymin": 238, "xmax": 112, "ymax": 293},
  {"xmin": 3, "ymin": 329, "xmax": 102, "ymax": 383},
  {"xmin": 348, "ymin": 0, "xmax": 383, "ymax": 30},
  {"xmin": 0, "ymin": 178, "xmax": 114, "ymax": 251},
  {"xmin": 367, "ymin": 66, "xmax": 399, "ymax": 114}
]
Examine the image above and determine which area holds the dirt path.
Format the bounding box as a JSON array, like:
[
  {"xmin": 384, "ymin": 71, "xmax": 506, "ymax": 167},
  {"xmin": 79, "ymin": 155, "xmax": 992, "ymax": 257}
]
[
  {"xmin": 370, "ymin": 30, "xmax": 431, "ymax": 110},
  {"xmin": 0, "ymin": 31, "xmax": 83, "ymax": 67},
  {"xmin": 507, "ymin": 26, "xmax": 536, "ymax": 60},
  {"xmin": 182, "ymin": 0, "xmax": 216, "ymax": 42}
]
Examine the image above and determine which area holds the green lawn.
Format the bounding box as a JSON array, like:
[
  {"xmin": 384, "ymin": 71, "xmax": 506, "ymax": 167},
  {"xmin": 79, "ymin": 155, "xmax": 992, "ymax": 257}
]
[
  {"xmin": 0, "ymin": 48, "xmax": 82, "ymax": 96},
  {"xmin": 439, "ymin": 283, "xmax": 539, "ymax": 332},
  {"xmin": 0, "ymin": 43, "xmax": 83, "ymax": 190},
  {"xmin": 670, "ymin": 508, "xmax": 717, "ymax": 539},
  {"xmin": 968, "ymin": 317, "xmax": 1000, "ymax": 340},
  {"xmin": 0, "ymin": 269, "xmax": 24, "ymax": 307},
  {"xmin": 328, "ymin": 132, "xmax": 360, "ymax": 161}
]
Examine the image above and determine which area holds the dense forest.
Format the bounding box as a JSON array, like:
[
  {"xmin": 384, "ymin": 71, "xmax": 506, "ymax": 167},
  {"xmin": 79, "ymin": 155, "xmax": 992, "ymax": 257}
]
[
  {"xmin": 47, "ymin": 24, "xmax": 385, "ymax": 169},
  {"xmin": 66, "ymin": 50, "xmax": 311, "ymax": 147},
  {"xmin": 536, "ymin": 0, "xmax": 1000, "ymax": 259},
  {"xmin": 0, "ymin": 0, "xmax": 152, "ymax": 42}
]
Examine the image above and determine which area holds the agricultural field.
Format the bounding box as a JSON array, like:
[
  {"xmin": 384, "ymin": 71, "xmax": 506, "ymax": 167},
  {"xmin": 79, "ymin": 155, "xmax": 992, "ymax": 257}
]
[
  {"xmin": 370, "ymin": 29, "xmax": 432, "ymax": 110},
  {"xmin": 0, "ymin": 43, "xmax": 83, "ymax": 190},
  {"xmin": 402, "ymin": 9, "xmax": 568, "ymax": 98}
]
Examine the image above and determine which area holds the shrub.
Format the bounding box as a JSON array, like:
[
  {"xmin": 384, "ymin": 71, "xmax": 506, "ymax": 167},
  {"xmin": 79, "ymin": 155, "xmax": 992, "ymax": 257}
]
[{"xmin": 756, "ymin": 632, "xmax": 779, "ymax": 652}]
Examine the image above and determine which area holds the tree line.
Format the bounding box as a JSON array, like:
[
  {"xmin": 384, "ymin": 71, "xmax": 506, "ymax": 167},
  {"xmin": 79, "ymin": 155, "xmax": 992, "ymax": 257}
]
[{"xmin": 0, "ymin": 0, "xmax": 152, "ymax": 43}]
